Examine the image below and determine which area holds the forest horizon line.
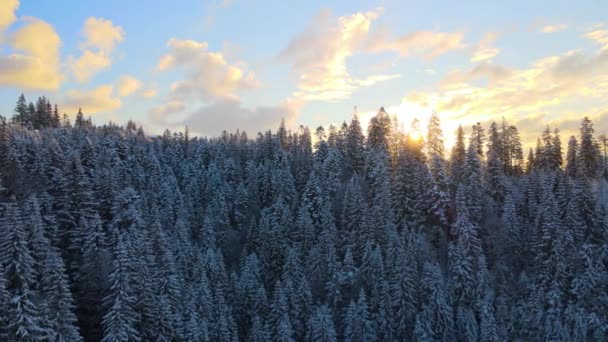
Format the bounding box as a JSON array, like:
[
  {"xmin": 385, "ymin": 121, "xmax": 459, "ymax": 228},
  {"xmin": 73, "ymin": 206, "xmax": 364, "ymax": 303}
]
[
  {"xmin": 5, "ymin": 93, "xmax": 606, "ymax": 162},
  {"xmin": 0, "ymin": 90, "xmax": 607, "ymax": 341}
]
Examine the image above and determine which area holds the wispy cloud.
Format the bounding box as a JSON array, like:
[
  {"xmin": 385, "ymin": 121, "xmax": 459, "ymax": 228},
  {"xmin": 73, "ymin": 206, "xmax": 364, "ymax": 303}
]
[
  {"xmin": 540, "ymin": 24, "xmax": 568, "ymax": 33},
  {"xmin": 279, "ymin": 8, "xmax": 401, "ymax": 102},
  {"xmin": 365, "ymin": 28, "xmax": 466, "ymax": 59},
  {"xmin": 586, "ymin": 27, "xmax": 608, "ymax": 51},
  {"xmin": 471, "ymin": 32, "xmax": 500, "ymax": 62}
]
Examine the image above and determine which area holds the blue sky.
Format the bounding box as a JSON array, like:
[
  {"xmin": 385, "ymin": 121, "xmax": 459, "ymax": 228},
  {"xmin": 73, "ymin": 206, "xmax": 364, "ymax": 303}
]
[{"xmin": 1, "ymin": 0, "xmax": 607, "ymax": 148}]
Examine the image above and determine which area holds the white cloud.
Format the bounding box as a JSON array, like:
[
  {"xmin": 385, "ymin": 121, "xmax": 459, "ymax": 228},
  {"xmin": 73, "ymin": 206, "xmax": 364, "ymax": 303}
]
[
  {"xmin": 117, "ymin": 75, "xmax": 143, "ymax": 96},
  {"xmin": 69, "ymin": 17, "xmax": 125, "ymax": 83},
  {"xmin": 156, "ymin": 38, "xmax": 258, "ymax": 101}
]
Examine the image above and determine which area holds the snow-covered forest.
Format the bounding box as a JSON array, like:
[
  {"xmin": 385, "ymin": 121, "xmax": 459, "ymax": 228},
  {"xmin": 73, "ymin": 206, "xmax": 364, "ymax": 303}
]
[{"xmin": 0, "ymin": 94, "xmax": 607, "ymax": 341}]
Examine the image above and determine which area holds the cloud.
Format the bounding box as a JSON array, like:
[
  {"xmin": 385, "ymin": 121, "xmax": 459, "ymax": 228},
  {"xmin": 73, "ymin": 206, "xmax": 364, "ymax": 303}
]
[
  {"xmin": 0, "ymin": 0, "xmax": 19, "ymax": 32},
  {"xmin": 68, "ymin": 50, "xmax": 111, "ymax": 83},
  {"xmin": 61, "ymin": 84, "xmax": 121, "ymax": 114},
  {"xmin": 280, "ymin": 8, "xmax": 400, "ymax": 101},
  {"xmin": 117, "ymin": 75, "xmax": 143, "ymax": 96},
  {"xmin": 471, "ymin": 32, "xmax": 500, "ymax": 62},
  {"xmin": 69, "ymin": 17, "xmax": 125, "ymax": 82},
  {"xmin": 442, "ymin": 61, "xmax": 513, "ymax": 86},
  {"xmin": 184, "ymin": 99, "xmax": 300, "ymax": 136},
  {"xmin": 397, "ymin": 47, "xmax": 608, "ymax": 148},
  {"xmin": 81, "ymin": 17, "xmax": 125, "ymax": 51},
  {"xmin": 366, "ymin": 29, "xmax": 466, "ymax": 59},
  {"xmin": 149, "ymin": 101, "xmax": 185, "ymax": 123},
  {"xmin": 0, "ymin": 16, "xmax": 63, "ymax": 90},
  {"xmin": 219, "ymin": 0, "xmax": 233, "ymax": 8},
  {"xmin": 150, "ymin": 97, "xmax": 301, "ymax": 136},
  {"xmin": 508, "ymin": 108, "xmax": 608, "ymax": 151},
  {"xmin": 586, "ymin": 29, "xmax": 608, "ymax": 51},
  {"xmin": 155, "ymin": 38, "xmax": 258, "ymax": 101},
  {"xmin": 540, "ymin": 24, "xmax": 568, "ymax": 33},
  {"xmin": 142, "ymin": 87, "xmax": 158, "ymax": 98}
]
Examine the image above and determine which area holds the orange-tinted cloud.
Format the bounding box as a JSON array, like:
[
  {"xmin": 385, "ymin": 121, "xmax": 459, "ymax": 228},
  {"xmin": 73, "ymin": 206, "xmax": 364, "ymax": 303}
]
[
  {"xmin": 69, "ymin": 17, "xmax": 125, "ymax": 82},
  {"xmin": 0, "ymin": 16, "xmax": 63, "ymax": 90},
  {"xmin": 61, "ymin": 84, "xmax": 121, "ymax": 114},
  {"xmin": 366, "ymin": 29, "xmax": 466, "ymax": 59},
  {"xmin": 0, "ymin": 0, "xmax": 19, "ymax": 32},
  {"xmin": 280, "ymin": 8, "xmax": 400, "ymax": 101},
  {"xmin": 586, "ymin": 28, "xmax": 608, "ymax": 51},
  {"xmin": 117, "ymin": 75, "xmax": 143, "ymax": 96}
]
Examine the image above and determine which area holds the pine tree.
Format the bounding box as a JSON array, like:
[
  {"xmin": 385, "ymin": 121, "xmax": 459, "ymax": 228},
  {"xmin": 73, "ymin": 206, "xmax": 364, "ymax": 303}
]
[
  {"xmin": 306, "ymin": 305, "xmax": 337, "ymax": 342},
  {"xmin": 503, "ymin": 192, "xmax": 524, "ymax": 265},
  {"xmin": 578, "ymin": 117, "xmax": 601, "ymax": 178},
  {"xmin": 471, "ymin": 122, "xmax": 485, "ymax": 159},
  {"xmin": 415, "ymin": 261, "xmax": 454, "ymax": 341},
  {"xmin": 426, "ymin": 112, "xmax": 444, "ymax": 158},
  {"xmin": 345, "ymin": 112, "xmax": 366, "ymax": 175},
  {"xmin": 269, "ymin": 280, "xmax": 295, "ymax": 342},
  {"xmin": 0, "ymin": 197, "xmax": 48, "ymax": 340},
  {"xmin": 13, "ymin": 94, "xmax": 29, "ymax": 126},
  {"xmin": 565, "ymin": 136, "xmax": 578, "ymax": 179},
  {"xmin": 342, "ymin": 290, "xmax": 376, "ymax": 342},
  {"xmin": 450, "ymin": 125, "xmax": 466, "ymax": 185},
  {"xmin": 388, "ymin": 233, "xmax": 418, "ymax": 340},
  {"xmin": 526, "ymin": 148, "xmax": 535, "ymax": 174},
  {"xmin": 78, "ymin": 215, "xmax": 111, "ymax": 341},
  {"xmin": 0, "ymin": 263, "xmax": 8, "ymax": 340},
  {"xmin": 485, "ymin": 122, "xmax": 506, "ymax": 209},
  {"xmin": 463, "ymin": 142, "xmax": 484, "ymax": 222},
  {"xmin": 428, "ymin": 154, "xmax": 451, "ymax": 227},
  {"xmin": 367, "ymin": 107, "xmax": 391, "ymax": 152},
  {"xmin": 42, "ymin": 249, "xmax": 82, "ymax": 341},
  {"xmin": 101, "ymin": 233, "xmax": 140, "ymax": 342},
  {"xmin": 342, "ymin": 176, "xmax": 369, "ymax": 258},
  {"xmin": 450, "ymin": 187, "xmax": 483, "ymax": 341}
]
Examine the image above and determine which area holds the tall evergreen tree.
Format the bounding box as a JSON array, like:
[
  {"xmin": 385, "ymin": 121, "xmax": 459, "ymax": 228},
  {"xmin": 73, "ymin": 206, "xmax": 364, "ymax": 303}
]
[{"xmin": 0, "ymin": 197, "xmax": 48, "ymax": 340}]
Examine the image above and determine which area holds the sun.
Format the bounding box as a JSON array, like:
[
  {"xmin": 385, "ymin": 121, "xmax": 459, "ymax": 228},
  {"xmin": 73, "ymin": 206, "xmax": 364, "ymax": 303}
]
[{"xmin": 408, "ymin": 130, "xmax": 422, "ymax": 141}]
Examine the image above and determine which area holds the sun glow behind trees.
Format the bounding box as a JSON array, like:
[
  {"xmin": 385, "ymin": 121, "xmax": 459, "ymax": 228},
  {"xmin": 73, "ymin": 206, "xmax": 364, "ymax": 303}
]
[{"xmin": 358, "ymin": 98, "xmax": 463, "ymax": 154}]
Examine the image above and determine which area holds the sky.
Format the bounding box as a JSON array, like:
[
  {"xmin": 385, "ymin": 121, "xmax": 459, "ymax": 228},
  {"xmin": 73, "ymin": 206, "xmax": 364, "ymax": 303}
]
[{"xmin": 1, "ymin": 0, "xmax": 607, "ymax": 149}]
